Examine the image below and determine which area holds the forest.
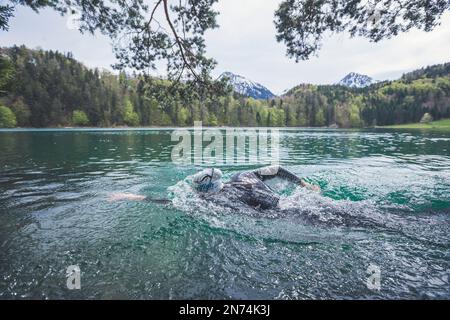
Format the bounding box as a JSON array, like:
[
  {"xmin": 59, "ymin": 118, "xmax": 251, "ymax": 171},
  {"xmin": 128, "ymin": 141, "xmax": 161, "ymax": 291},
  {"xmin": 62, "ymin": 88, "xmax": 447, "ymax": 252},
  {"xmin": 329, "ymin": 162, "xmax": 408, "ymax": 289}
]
[{"xmin": 0, "ymin": 46, "xmax": 449, "ymax": 128}]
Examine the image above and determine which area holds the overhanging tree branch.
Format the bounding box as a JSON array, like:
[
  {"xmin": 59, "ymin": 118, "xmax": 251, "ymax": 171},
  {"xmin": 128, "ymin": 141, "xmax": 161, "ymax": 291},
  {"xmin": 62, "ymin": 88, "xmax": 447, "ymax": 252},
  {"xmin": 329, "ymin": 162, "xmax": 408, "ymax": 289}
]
[
  {"xmin": 162, "ymin": 0, "xmax": 201, "ymax": 82},
  {"xmin": 275, "ymin": 0, "xmax": 450, "ymax": 61}
]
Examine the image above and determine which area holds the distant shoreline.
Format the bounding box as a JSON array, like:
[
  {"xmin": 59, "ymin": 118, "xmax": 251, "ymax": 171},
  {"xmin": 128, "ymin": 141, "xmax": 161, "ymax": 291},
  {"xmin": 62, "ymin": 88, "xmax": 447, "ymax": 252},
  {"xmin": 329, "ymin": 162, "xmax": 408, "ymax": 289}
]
[
  {"xmin": 1, "ymin": 121, "xmax": 450, "ymax": 132},
  {"xmin": 378, "ymin": 118, "xmax": 450, "ymax": 131}
]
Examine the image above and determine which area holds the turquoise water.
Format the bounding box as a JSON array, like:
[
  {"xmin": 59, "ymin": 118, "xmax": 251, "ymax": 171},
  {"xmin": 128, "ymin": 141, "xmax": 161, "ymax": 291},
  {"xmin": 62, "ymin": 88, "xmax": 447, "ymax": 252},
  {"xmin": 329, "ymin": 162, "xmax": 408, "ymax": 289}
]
[{"xmin": 0, "ymin": 128, "xmax": 449, "ymax": 299}]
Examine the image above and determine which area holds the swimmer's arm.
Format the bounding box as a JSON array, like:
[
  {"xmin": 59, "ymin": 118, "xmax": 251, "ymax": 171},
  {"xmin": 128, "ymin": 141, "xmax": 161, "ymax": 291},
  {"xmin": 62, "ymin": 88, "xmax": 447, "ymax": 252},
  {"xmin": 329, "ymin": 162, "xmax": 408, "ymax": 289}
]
[
  {"xmin": 255, "ymin": 166, "xmax": 321, "ymax": 192},
  {"xmin": 107, "ymin": 193, "xmax": 171, "ymax": 204},
  {"xmin": 107, "ymin": 193, "xmax": 146, "ymax": 202},
  {"xmin": 255, "ymin": 166, "xmax": 302, "ymax": 183}
]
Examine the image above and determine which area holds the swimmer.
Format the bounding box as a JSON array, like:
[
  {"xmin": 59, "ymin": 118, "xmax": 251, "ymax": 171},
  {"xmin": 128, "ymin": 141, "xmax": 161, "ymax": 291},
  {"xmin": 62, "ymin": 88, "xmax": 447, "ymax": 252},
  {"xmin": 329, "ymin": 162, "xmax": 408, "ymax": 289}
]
[{"xmin": 108, "ymin": 165, "xmax": 320, "ymax": 210}]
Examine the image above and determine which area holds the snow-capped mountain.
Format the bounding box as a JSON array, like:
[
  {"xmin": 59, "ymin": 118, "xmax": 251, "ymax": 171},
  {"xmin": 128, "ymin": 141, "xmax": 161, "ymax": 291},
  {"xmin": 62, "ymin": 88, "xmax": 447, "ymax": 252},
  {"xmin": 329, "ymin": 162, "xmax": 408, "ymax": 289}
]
[
  {"xmin": 219, "ymin": 72, "xmax": 275, "ymax": 99},
  {"xmin": 338, "ymin": 72, "xmax": 378, "ymax": 88}
]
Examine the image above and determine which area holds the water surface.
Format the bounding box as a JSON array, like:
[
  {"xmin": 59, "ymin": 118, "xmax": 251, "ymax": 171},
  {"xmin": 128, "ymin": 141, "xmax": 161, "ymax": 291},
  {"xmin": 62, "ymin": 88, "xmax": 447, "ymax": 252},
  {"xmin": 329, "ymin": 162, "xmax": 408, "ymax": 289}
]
[{"xmin": 0, "ymin": 128, "xmax": 449, "ymax": 299}]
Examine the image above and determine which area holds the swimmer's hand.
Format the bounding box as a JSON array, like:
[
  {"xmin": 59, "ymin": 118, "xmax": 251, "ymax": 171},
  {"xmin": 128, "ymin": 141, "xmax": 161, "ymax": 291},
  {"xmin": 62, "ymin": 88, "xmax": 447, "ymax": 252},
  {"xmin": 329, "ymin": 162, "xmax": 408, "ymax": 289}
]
[
  {"xmin": 300, "ymin": 179, "xmax": 321, "ymax": 193},
  {"xmin": 107, "ymin": 193, "xmax": 146, "ymax": 202}
]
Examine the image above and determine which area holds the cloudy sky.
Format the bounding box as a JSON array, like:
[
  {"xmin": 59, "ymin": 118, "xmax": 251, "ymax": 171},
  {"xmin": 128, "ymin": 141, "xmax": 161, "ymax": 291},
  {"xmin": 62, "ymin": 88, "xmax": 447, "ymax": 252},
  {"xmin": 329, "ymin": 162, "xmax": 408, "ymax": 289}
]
[{"xmin": 2, "ymin": 0, "xmax": 450, "ymax": 94}]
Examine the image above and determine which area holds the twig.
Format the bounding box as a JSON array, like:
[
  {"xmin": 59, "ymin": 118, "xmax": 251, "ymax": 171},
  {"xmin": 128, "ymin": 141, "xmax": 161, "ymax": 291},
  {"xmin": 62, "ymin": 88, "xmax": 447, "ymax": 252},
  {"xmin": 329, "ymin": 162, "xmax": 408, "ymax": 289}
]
[{"xmin": 162, "ymin": 0, "xmax": 201, "ymax": 82}]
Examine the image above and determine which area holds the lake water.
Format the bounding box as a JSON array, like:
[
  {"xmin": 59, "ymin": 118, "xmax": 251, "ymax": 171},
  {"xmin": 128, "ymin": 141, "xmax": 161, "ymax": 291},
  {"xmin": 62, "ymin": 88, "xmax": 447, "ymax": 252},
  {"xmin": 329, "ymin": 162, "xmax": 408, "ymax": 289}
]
[{"xmin": 0, "ymin": 128, "xmax": 449, "ymax": 299}]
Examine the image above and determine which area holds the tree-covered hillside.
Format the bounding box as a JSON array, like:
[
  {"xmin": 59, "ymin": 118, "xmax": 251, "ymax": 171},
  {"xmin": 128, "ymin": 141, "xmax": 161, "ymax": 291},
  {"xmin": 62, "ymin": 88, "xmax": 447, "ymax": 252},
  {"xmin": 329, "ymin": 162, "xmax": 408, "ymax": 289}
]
[
  {"xmin": 281, "ymin": 71, "xmax": 450, "ymax": 127},
  {"xmin": 0, "ymin": 46, "xmax": 449, "ymax": 128}
]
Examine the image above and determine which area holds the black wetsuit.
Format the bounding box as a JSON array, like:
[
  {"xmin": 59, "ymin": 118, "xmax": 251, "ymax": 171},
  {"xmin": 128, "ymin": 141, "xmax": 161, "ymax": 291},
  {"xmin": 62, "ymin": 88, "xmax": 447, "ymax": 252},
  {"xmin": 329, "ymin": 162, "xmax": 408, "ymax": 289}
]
[
  {"xmin": 146, "ymin": 166, "xmax": 303, "ymax": 211},
  {"xmin": 205, "ymin": 166, "xmax": 302, "ymax": 210}
]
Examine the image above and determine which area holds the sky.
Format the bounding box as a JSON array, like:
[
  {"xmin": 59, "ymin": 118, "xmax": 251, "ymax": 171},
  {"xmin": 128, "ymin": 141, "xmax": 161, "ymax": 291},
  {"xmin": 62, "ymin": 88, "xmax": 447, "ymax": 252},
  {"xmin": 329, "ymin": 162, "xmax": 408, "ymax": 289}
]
[{"xmin": 2, "ymin": 0, "xmax": 450, "ymax": 94}]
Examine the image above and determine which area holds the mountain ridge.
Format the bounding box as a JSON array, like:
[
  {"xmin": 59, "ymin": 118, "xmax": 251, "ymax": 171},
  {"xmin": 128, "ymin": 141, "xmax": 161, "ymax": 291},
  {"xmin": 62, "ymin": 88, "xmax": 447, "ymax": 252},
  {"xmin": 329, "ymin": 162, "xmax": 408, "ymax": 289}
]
[
  {"xmin": 338, "ymin": 72, "xmax": 378, "ymax": 88},
  {"xmin": 219, "ymin": 71, "xmax": 276, "ymax": 100}
]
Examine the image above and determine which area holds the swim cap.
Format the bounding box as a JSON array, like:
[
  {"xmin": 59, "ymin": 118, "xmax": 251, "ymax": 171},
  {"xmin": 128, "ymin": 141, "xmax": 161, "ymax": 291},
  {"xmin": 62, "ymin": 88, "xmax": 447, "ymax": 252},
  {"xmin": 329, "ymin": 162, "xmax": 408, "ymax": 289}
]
[{"xmin": 192, "ymin": 168, "xmax": 223, "ymax": 193}]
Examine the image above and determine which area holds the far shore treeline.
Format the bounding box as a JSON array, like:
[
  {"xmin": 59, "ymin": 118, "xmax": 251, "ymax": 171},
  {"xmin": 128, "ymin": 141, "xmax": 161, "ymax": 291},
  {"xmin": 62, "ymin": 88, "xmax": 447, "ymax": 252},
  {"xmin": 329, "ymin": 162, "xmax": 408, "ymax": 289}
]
[{"xmin": 0, "ymin": 46, "xmax": 449, "ymax": 128}]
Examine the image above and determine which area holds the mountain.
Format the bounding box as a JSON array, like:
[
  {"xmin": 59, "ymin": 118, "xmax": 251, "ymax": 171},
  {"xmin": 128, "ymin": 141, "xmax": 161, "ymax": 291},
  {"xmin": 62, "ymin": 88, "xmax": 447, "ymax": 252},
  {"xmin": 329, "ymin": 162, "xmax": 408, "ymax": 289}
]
[
  {"xmin": 338, "ymin": 72, "xmax": 378, "ymax": 88},
  {"xmin": 219, "ymin": 71, "xmax": 275, "ymax": 99},
  {"xmin": 1, "ymin": 46, "xmax": 449, "ymax": 129}
]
